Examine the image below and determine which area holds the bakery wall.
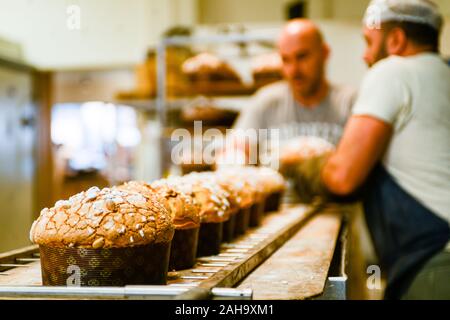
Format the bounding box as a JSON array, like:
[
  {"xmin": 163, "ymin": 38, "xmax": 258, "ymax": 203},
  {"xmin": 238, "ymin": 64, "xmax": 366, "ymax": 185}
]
[
  {"xmin": 0, "ymin": 64, "xmax": 36, "ymax": 252},
  {"xmin": 199, "ymin": 0, "xmax": 450, "ymax": 22},
  {"xmin": 197, "ymin": 0, "xmax": 369, "ymax": 22},
  {"xmin": 0, "ymin": 0, "xmax": 198, "ymax": 70},
  {"xmin": 198, "ymin": 0, "xmax": 292, "ymax": 24}
]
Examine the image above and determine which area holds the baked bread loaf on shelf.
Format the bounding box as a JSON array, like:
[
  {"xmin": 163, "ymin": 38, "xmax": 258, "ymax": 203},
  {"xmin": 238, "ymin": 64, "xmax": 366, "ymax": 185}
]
[
  {"xmin": 182, "ymin": 52, "xmax": 242, "ymax": 82},
  {"xmin": 181, "ymin": 104, "xmax": 238, "ymax": 127},
  {"xmin": 252, "ymin": 52, "xmax": 283, "ymax": 88}
]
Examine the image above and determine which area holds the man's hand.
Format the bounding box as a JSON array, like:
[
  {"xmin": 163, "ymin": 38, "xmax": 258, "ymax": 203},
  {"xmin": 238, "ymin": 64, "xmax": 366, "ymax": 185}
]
[{"xmin": 291, "ymin": 153, "xmax": 333, "ymax": 203}]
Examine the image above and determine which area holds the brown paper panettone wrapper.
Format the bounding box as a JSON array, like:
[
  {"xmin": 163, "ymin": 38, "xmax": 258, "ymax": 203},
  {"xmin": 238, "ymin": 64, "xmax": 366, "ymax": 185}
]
[
  {"xmin": 249, "ymin": 200, "xmax": 266, "ymax": 228},
  {"xmin": 169, "ymin": 227, "xmax": 199, "ymax": 271},
  {"xmin": 39, "ymin": 242, "xmax": 171, "ymax": 287},
  {"xmin": 197, "ymin": 221, "xmax": 223, "ymax": 257},
  {"xmin": 234, "ymin": 207, "xmax": 251, "ymax": 236},
  {"xmin": 264, "ymin": 191, "xmax": 284, "ymax": 213},
  {"xmin": 222, "ymin": 211, "xmax": 237, "ymax": 243}
]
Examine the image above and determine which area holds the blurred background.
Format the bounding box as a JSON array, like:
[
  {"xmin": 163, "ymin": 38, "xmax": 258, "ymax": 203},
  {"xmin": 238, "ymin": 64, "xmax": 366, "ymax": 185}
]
[{"xmin": 0, "ymin": 0, "xmax": 449, "ymax": 252}]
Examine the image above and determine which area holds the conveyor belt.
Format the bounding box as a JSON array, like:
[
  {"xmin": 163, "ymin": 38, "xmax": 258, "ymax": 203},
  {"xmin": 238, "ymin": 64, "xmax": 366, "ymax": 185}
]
[{"xmin": 0, "ymin": 203, "xmax": 330, "ymax": 300}]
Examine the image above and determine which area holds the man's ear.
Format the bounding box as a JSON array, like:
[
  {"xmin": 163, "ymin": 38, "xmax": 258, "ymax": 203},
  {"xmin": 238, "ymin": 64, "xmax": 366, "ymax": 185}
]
[
  {"xmin": 323, "ymin": 43, "xmax": 331, "ymax": 60},
  {"xmin": 386, "ymin": 27, "xmax": 407, "ymax": 55}
]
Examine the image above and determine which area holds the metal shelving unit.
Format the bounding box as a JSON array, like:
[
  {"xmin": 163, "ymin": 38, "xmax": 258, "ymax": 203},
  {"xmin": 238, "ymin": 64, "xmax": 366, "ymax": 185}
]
[{"xmin": 155, "ymin": 32, "xmax": 279, "ymax": 177}]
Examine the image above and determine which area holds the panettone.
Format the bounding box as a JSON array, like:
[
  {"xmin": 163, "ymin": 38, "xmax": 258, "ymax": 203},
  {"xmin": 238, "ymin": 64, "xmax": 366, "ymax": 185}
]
[
  {"xmin": 30, "ymin": 186, "xmax": 174, "ymax": 286},
  {"xmin": 255, "ymin": 167, "xmax": 287, "ymax": 194},
  {"xmin": 278, "ymin": 136, "xmax": 335, "ymax": 203},
  {"xmin": 279, "ymin": 136, "xmax": 335, "ymax": 170},
  {"xmin": 185, "ymin": 172, "xmax": 241, "ymax": 242},
  {"xmin": 218, "ymin": 167, "xmax": 265, "ymax": 203},
  {"xmin": 119, "ymin": 181, "xmax": 200, "ymax": 230},
  {"xmin": 176, "ymin": 174, "xmax": 232, "ymax": 224},
  {"xmin": 182, "ymin": 52, "xmax": 241, "ymax": 82},
  {"xmin": 216, "ymin": 167, "xmax": 266, "ymax": 227},
  {"xmin": 252, "ymin": 52, "xmax": 283, "ymax": 88},
  {"xmin": 30, "ymin": 186, "xmax": 174, "ymax": 249},
  {"xmin": 177, "ymin": 173, "xmax": 232, "ymax": 256},
  {"xmin": 120, "ymin": 180, "xmax": 202, "ymax": 270},
  {"xmin": 181, "ymin": 104, "xmax": 238, "ymax": 127},
  {"xmin": 246, "ymin": 167, "xmax": 286, "ymax": 213},
  {"xmin": 213, "ymin": 170, "xmax": 254, "ymax": 236}
]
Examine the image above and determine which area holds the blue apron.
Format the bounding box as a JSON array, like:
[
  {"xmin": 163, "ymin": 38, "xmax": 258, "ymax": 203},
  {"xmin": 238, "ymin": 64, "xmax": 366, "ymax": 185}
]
[{"xmin": 362, "ymin": 164, "xmax": 450, "ymax": 299}]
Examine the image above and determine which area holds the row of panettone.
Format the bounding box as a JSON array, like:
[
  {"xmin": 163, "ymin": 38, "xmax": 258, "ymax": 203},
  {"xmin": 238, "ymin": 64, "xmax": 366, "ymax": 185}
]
[
  {"xmin": 182, "ymin": 52, "xmax": 283, "ymax": 91},
  {"xmin": 29, "ymin": 167, "xmax": 286, "ymax": 287}
]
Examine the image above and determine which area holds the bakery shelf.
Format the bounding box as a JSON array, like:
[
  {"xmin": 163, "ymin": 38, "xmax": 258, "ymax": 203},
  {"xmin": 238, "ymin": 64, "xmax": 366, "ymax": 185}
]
[{"xmin": 155, "ymin": 33, "xmax": 278, "ymax": 176}]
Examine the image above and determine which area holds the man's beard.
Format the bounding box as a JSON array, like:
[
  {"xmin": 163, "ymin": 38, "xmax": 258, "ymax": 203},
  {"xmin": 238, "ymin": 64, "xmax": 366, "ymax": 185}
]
[
  {"xmin": 291, "ymin": 71, "xmax": 324, "ymax": 98},
  {"xmin": 370, "ymin": 39, "xmax": 389, "ymax": 68}
]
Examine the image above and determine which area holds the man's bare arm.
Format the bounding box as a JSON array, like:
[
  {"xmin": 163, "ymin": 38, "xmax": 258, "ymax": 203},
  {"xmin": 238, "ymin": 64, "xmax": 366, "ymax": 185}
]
[{"xmin": 322, "ymin": 115, "xmax": 393, "ymax": 195}]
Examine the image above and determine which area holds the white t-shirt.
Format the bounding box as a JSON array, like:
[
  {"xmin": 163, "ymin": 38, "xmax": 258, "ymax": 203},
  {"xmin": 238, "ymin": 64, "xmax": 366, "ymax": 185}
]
[{"xmin": 352, "ymin": 53, "xmax": 450, "ymax": 224}]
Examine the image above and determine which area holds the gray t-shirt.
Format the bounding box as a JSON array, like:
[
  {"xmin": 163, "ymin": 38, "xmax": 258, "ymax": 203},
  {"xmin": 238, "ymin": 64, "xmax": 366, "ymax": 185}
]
[{"xmin": 234, "ymin": 81, "xmax": 356, "ymax": 142}]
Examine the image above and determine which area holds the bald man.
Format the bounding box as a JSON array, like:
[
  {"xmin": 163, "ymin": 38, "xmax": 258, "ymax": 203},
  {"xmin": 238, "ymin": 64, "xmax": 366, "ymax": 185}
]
[{"xmin": 234, "ymin": 19, "xmax": 356, "ymax": 135}]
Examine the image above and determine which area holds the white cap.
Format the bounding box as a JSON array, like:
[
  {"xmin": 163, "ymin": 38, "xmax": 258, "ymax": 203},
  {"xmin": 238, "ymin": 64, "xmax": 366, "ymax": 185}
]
[{"xmin": 363, "ymin": 0, "xmax": 443, "ymax": 31}]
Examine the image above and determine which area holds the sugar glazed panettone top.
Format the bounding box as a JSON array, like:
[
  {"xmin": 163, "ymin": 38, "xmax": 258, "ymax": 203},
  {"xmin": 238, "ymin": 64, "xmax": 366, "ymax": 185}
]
[
  {"xmin": 162, "ymin": 174, "xmax": 232, "ymax": 224},
  {"xmin": 214, "ymin": 170, "xmax": 256, "ymax": 209},
  {"xmin": 30, "ymin": 186, "xmax": 175, "ymax": 249},
  {"xmin": 119, "ymin": 180, "xmax": 201, "ymax": 230},
  {"xmin": 193, "ymin": 171, "xmax": 243, "ymax": 213},
  {"xmin": 220, "ymin": 167, "xmax": 266, "ymax": 202},
  {"xmin": 246, "ymin": 167, "xmax": 287, "ymax": 195},
  {"xmin": 280, "ymin": 136, "xmax": 335, "ymax": 164}
]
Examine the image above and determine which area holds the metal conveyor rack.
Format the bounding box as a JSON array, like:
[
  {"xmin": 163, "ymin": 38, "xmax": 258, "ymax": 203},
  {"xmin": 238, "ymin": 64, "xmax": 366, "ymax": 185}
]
[{"xmin": 0, "ymin": 203, "xmax": 331, "ymax": 300}]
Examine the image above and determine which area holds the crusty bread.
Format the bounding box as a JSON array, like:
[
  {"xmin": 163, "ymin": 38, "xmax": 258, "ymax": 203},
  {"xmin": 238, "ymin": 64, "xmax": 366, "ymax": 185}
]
[
  {"xmin": 252, "ymin": 52, "xmax": 283, "ymax": 75},
  {"xmin": 181, "ymin": 104, "xmax": 238, "ymax": 126},
  {"xmin": 119, "ymin": 181, "xmax": 201, "ymax": 230},
  {"xmin": 217, "ymin": 167, "xmax": 266, "ymax": 202},
  {"xmin": 30, "ymin": 186, "xmax": 174, "ymax": 249},
  {"xmin": 182, "ymin": 53, "xmax": 241, "ymax": 82},
  {"xmin": 158, "ymin": 174, "xmax": 231, "ymax": 224},
  {"xmin": 182, "ymin": 172, "xmax": 241, "ymax": 213},
  {"xmin": 243, "ymin": 167, "xmax": 287, "ymax": 194},
  {"xmin": 215, "ymin": 167, "xmax": 287, "ymax": 203},
  {"xmin": 212, "ymin": 171, "xmax": 254, "ymax": 209},
  {"xmin": 279, "ymin": 136, "xmax": 335, "ymax": 168}
]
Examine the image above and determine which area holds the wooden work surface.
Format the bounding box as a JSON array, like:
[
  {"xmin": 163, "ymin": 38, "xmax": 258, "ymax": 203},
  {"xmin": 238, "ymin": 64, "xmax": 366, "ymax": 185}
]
[{"xmin": 237, "ymin": 208, "xmax": 342, "ymax": 300}]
